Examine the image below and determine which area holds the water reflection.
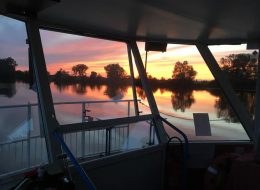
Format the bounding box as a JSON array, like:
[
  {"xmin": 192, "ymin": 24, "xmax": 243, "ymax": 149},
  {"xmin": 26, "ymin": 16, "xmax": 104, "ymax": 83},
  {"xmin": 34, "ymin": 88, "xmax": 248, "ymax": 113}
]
[
  {"xmin": 104, "ymin": 84, "xmax": 128, "ymax": 100},
  {"xmin": 136, "ymin": 87, "xmax": 146, "ymax": 100},
  {"xmin": 53, "ymin": 82, "xmax": 128, "ymax": 100},
  {"xmin": 209, "ymin": 89, "xmax": 255, "ymax": 122},
  {"xmin": 237, "ymin": 91, "xmax": 255, "ymax": 119},
  {"xmin": 215, "ymin": 96, "xmax": 239, "ymax": 123},
  {"xmin": 54, "ymin": 82, "xmax": 70, "ymax": 92},
  {"xmin": 0, "ymin": 83, "xmax": 16, "ymax": 98},
  {"xmin": 72, "ymin": 83, "xmax": 87, "ymax": 95},
  {"xmin": 171, "ymin": 89, "xmax": 195, "ymax": 112},
  {"xmin": 89, "ymin": 83, "xmax": 102, "ymax": 92},
  {"xmin": 3, "ymin": 82, "xmax": 256, "ymax": 124}
]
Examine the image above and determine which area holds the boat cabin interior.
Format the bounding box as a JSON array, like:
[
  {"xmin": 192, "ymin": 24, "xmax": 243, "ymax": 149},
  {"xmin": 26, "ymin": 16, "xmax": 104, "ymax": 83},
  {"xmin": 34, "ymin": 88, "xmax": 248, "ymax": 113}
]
[{"xmin": 1, "ymin": 0, "xmax": 260, "ymax": 189}]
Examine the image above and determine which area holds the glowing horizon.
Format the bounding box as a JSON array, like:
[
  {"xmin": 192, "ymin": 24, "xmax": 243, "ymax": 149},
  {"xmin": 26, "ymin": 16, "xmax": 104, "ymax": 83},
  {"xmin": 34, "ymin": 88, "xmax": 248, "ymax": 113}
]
[
  {"xmin": 1, "ymin": 15, "xmax": 257, "ymax": 81},
  {"xmin": 16, "ymin": 36, "xmax": 256, "ymax": 80},
  {"xmin": 39, "ymin": 31, "xmax": 259, "ymax": 80}
]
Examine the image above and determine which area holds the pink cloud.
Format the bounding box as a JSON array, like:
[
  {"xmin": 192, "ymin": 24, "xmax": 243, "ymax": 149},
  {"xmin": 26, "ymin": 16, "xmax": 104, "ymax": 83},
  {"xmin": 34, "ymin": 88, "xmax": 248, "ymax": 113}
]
[{"xmin": 42, "ymin": 34, "xmax": 127, "ymax": 63}]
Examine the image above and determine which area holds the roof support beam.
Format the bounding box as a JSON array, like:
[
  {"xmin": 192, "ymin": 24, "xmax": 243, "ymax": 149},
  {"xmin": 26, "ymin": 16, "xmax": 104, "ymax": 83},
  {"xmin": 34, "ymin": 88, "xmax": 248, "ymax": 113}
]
[
  {"xmin": 129, "ymin": 41, "xmax": 168, "ymax": 143},
  {"xmin": 255, "ymin": 50, "xmax": 260, "ymax": 161},
  {"xmin": 196, "ymin": 43, "xmax": 254, "ymax": 141},
  {"xmin": 26, "ymin": 18, "xmax": 63, "ymax": 168},
  {"xmin": 127, "ymin": 44, "xmax": 139, "ymax": 116}
]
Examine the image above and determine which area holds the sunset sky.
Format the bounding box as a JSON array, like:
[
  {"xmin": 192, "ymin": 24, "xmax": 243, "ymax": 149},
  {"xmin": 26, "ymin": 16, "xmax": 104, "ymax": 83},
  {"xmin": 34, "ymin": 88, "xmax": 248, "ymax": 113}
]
[{"xmin": 0, "ymin": 15, "xmax": 257, "ymax": 80}]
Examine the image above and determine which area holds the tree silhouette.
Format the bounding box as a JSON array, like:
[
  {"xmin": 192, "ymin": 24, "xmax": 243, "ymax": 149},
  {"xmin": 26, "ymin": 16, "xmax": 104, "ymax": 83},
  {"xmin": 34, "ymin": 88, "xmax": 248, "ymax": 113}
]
[
  {"xmin": 15, "ymin": 70, "xmax": 30, "ymax": 82},
  {"xmin": 0, "ymin": 57, "xmax": 17, "ymax": 82},
  {"xmin": 172, "ymin": 61, "xmax": 197, "ymax": 81},
  {"xmin": 90, "ymin": 71, "xmax": 98, "ymax": 79},
  {"xmin": 72, "ymin": 64, "xmax": 88, "ymax": 77},
  {"xmin": 54, "ymin": 68, "xmax": 70, "ymax": 82},
  {"xmin": 220, "ymin": 52, "xmax": 258, "ymax": 80},
  {"xmin": 104, "ymin": 63, "xmax": 127, "ymax": 83}
]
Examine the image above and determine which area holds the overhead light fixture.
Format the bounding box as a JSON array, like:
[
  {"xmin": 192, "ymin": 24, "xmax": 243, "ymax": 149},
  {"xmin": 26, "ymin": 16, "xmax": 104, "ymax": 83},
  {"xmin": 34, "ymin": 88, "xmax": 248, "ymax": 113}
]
[{"xmin": 145, "ymin": 42, "xmax": 167, "ymax": 52}]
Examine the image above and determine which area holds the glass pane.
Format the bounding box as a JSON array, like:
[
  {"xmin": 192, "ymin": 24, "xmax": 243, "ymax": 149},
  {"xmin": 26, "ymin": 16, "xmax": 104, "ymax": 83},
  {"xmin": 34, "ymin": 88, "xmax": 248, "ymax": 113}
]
[
  {"xmin": 63, "ymin": 119, "xmax": 158, "ymax": 159},
  {"xmin": 40, "ymin": 30, "xmax": 142, "ymax": 124},
  {"xmin": 209, "ymin": 44, "xmax": 257, "ymax": 120},
  {"xmin": 0, "ymin": 16, "xmax": 48, "ymax": 176},
  {"xmin": 135, "ymin": 43, "xmax": 251, "ymax": 141}
]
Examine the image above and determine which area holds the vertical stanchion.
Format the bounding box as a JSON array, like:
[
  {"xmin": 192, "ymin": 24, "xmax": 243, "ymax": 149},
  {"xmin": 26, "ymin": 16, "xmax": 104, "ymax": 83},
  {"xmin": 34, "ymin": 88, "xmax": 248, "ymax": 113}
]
[
  {"xmin": 82, "ymin": 102, "xmax": 86, "ymax": 157},
  {"xmin": 127, "ymin": 124, "xmax": 130, "ymax": 149},
  {"xmin": 105, "ymin": 128, "xmax": 109, "ymax": 155},
  {"xmin": 105, "ymin": 128, "xmax": 111, "ymax": 155},
  {"xmin": 148, "ymin": 121, "xmax": 152, "ymax": 145},
  {"xmin": 127, "ymin": 101, "xmax": 130, "ymax": 117},
  {"xmin": 27, "ymin": 102, "xmax": 31, "ymax": 168},
  {"xmin": 108, "ymin": 128, "xmax": 111, "ymax": 155}
]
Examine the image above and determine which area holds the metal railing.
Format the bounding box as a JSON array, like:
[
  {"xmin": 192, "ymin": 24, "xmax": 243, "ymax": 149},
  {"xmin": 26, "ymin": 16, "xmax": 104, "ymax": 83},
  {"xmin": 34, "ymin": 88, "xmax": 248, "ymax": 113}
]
[
  {"xmin": 0, "ymin": 135, "xmax": 47, "ymax": 175},
  {"xmin": 0, "ymin": 99, "xmax": 139, "ymax": 122},
  {"xmin": 0, "ymin": 126, "xmax": 132, "ymax": 177},
  {"xmin": 0, "ymin": 99, "xmax": 156, "ymax": 177}
]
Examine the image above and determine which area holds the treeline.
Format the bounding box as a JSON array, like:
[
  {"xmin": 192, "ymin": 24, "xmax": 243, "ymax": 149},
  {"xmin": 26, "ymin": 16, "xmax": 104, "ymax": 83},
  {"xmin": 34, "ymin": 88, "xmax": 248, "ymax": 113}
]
[
  {"xmin": 135, "ymin": 78, "xmax": 213, "ymax": 91},
  {"xmin": 135, "ymin": 77, "xmax": 256, "ymax": 91},
  {"xmin": 135, "ymin": 51, "xmax": 258, "ymax": 91},
  {"xmin": 51, "ymin": 63, "xmax": 131, "ymax": 86},
  {"xmin": 1, "ymin": 50, "xmax": 258, "ymax": 91},
  {"xmin": 51, "ymin": 69, "xmax": 107, "ymax": 85}
]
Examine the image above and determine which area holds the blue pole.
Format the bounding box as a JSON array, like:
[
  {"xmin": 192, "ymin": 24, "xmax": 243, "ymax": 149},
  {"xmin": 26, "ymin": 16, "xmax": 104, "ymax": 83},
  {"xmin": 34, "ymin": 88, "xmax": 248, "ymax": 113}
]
[{"xmin": 53, "ymin": 131, "xmax": 96, "ymax": 190}]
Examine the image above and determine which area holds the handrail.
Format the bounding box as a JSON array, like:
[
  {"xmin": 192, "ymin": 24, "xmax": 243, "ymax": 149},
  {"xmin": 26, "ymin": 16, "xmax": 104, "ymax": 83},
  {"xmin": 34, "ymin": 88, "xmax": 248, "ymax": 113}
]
[
  {"xmin": 159, "ymin": 116, "xmax": 189, "ymax": 150},
  {"xmin": 0, "ymin": 99, "xmax": 141, "ymax": 109},
  {"xmin": 0, "ymin": 124, "xmax": 130, "ymax": 145},
  {"xmin": 0, "ymin": 135, "xmax": 39, "ymax": 146},
  {"xmin": 0, "ymin": 99, "xmax": 155, "ymax": 179},
  {"xmin": 0, "ymin": 123, "xmax": 132, "ymax": 177},
  {"xmin": 158, "ymin": 115, "xmax": 189, "ymax": 190},
  {"xmin": 61, "ymin": 114, "xmax": 154, "ymax": 134},
  {"xmin": 159, "ymin": 115, "xmax": 189, "ymax": 159}
]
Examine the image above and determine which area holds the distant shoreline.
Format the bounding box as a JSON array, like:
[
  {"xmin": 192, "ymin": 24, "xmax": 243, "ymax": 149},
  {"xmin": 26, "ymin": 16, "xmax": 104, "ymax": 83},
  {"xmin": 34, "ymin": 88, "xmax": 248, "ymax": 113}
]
[
  {"xmin": 0, "ymin": 68, "xmax": 257, "ymax": 92},
  {"xmin": 1, "ymin": 79, "xmax": 256, "ymax": 93}
]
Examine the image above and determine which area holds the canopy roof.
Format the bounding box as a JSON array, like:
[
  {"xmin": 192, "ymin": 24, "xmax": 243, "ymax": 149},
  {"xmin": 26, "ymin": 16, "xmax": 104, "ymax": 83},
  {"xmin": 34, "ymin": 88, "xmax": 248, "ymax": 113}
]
[{"xmin": 1, "ymin": 0, "xmax": 260, "ymax": 44}]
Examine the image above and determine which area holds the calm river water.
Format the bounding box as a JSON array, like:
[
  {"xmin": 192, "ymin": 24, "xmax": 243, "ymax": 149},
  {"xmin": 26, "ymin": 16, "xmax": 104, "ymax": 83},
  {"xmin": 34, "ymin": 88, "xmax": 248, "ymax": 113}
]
[
  {"xmin": 0, "ymin": 82, "xmax": 255, "ymax": 142},
  {"xmin": 0, "ymin": 82, "xmax": 255, "ymax": 175}
]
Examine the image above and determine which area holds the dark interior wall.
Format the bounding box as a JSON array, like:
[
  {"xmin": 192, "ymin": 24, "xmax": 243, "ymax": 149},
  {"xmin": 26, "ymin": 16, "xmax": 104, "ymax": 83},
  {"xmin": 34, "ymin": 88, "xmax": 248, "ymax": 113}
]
[{"xmin": 71, "ymin": 145, "xmax": 166, "ymax": 190}]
